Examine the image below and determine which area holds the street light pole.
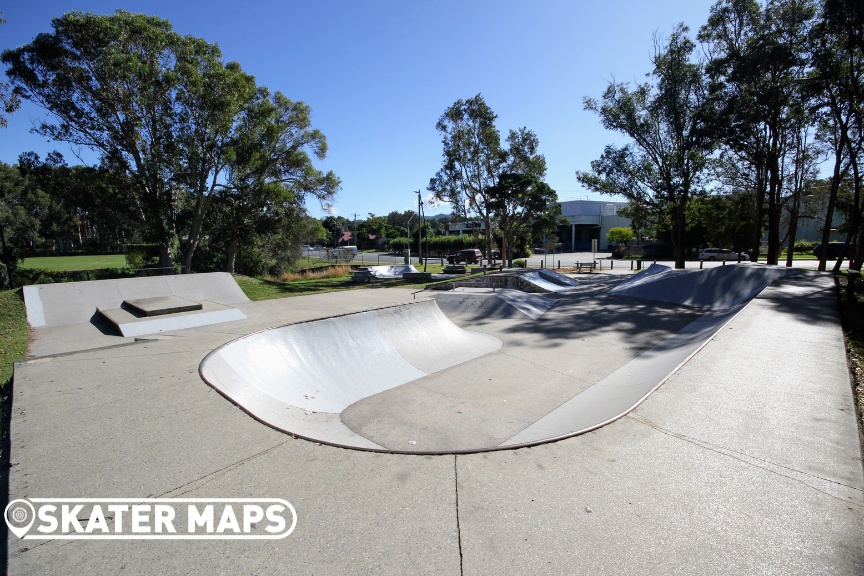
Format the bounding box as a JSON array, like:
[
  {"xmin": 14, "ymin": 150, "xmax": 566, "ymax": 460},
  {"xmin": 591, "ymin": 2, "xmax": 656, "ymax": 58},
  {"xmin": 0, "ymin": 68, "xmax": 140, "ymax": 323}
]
[{"xmin": 416, "ymin": 190, "xmax": 422, "ymax": 268}]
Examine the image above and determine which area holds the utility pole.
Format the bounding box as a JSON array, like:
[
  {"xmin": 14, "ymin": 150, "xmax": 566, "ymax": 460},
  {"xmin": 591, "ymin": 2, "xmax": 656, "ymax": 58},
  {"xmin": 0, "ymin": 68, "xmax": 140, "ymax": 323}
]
[
  {"xmin": 352, "ymin": 213, "xmax": 358, "ymax": 248},
  {"xmin": 416, "ymin": 191, "xmax": 423, "ymax": 268}
]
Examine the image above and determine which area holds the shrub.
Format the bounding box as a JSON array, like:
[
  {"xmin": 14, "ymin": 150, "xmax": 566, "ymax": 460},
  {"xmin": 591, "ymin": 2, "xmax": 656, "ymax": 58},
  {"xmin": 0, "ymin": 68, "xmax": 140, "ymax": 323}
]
[
  {"xmin": 125, "ymin": 244, "xmax": 161, "ymax": 269},
  {"xmin": 513, "ymin": 259, "xmax": 527, "ymax": 268},
  {"xmin": 279, "ymin": 265, "xmax": 352, "ymax": 282},
  {"xmin": 793, "ymin": 240, "xmax": 816, "ymax": 253}
]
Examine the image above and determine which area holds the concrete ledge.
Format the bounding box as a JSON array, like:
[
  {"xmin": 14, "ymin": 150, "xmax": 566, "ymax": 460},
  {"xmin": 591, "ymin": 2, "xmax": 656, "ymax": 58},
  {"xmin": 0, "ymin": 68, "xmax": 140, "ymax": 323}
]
[
  {"xmin": 123, "ymin": 295, "xmax": 203, "ymax": 316},
  {"xmin": 403, "ymin": 272, "xmax": 432, "ymax": 281},
  {"xmin": 98, "ymin": 301, "xmax": 246, "ymax": 337}
]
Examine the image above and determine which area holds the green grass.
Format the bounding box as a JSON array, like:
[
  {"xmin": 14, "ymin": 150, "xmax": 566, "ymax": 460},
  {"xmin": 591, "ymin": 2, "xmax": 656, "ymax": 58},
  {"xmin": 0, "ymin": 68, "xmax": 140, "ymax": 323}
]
[
  {"xmin": 20, "ymin": 254, "xmax": 127, "ymax": 271},
  {"xmin": 234, "ymin": 275, "xmax": 371, "ymax": 300},
  {"xmin": 0, "ymin": 288, "xmax": 28, "ymax": 493},
  {"xmin": 0, "ymin": 290, "xmax": 27, "ymax": 386},
  {"xmin": 778, "ymin": 251, "xmax": 818, "ymax": 260},
  {"xmin": 234, "ymin": 264, "xmax": 493, "ymax": 300}
]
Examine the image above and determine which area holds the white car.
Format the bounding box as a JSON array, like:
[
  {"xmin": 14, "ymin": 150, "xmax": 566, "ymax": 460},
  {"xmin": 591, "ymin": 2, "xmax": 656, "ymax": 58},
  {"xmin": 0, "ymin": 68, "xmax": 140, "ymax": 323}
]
[{"xmin": 698, "ymin": 248, "xmax": 749, "ymax": 261}]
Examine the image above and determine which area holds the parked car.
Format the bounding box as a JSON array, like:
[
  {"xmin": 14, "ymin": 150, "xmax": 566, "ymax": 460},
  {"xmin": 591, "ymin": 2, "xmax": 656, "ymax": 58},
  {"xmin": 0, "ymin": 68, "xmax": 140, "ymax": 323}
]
[
  {"xmin": 447, "ymin": 249, "xmax": 483, "ymax": 264},
  {"xmin": 698, "ymin": 248, "xmax": 749, "ymax": 261},
  {"xmin": 813, "ymin": 242, "xmax": 844, "ymax": 260}
]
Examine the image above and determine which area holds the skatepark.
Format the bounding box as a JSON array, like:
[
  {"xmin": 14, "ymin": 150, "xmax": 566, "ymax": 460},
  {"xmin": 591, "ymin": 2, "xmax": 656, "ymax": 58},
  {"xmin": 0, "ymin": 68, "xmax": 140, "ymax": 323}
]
[{"xmin": 7, "ymin": 264, "xmax": 864, "ymax": 574}]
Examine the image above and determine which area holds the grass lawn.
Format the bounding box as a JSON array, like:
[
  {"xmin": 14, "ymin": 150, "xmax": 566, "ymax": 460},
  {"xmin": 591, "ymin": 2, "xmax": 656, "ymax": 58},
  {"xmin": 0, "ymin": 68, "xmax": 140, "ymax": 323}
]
[
  {"xmin": 0, "ymin": 289, "xmax": 28, "ymax": 479},
  {"xmin": 0, "ymin": 290, "xmax": 27, "ymax": 387},
  {"xmin": 20, "ymin": 254, "xmax": 127, "ymax": 271},
  {"xmin": 233, "ymin": 275, "xmax": 376, "ymax": 301}
]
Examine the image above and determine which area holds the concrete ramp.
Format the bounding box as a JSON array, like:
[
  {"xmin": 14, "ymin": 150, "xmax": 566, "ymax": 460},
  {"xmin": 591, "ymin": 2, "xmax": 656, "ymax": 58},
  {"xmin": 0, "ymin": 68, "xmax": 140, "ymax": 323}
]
[
  {"xmin": 432, "ymin": 290, "xmax": 556, "ymax": 320},
  {"xmin": 519, "ymin": 271, "xmax": 575, "ymax": 293},
  {"xmin": 365, "ymin": 265, "xmax": 419, "ymax": 278},
  {"xmin": 537, "ymin": 268, "xmax": 581, "ymax": 287},
  {"xmin": 199, "ymin": 300, "xmax": 502, "ymax": 448},
  {"xmin": 24, "ymin": 272, "xmax": 249, "ymax": 328},
  {"xmin": 609, "ymin": 263, "xmax": 800, "ymax": 309}
]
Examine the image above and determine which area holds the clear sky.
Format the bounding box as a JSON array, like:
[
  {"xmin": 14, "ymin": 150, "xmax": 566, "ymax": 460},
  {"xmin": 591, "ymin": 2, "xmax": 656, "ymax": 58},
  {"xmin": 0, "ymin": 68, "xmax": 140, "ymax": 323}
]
[{"xmin": 0, "ymin": 0, "xmax": 718, "ymax": 219}]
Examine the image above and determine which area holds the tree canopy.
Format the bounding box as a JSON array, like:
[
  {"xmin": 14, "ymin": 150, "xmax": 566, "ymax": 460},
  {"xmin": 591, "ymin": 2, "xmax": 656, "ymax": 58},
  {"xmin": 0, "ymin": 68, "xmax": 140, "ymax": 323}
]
[
  {"xmin": 2, "ymin": 10, "xmax": 338, "ymax": 273},
  {"xmin": 428, "ymin": 94, "xmax": 548, "ymax": 261},
  {"xmin": 578, "ymin": 24, "xmax": 712, "ymax": 268}
]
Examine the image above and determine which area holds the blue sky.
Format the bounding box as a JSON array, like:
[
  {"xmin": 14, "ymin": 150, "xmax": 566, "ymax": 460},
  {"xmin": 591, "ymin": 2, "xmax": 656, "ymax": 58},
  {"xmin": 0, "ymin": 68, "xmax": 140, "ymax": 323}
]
[{"xmin": 1, "ymin": 0, "xmax": 718, "ymax": 219}]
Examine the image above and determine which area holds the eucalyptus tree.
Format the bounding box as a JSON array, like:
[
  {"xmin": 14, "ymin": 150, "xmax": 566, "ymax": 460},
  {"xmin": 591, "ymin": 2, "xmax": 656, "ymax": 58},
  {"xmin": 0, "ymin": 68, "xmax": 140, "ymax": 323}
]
[
  {"xmin": 214, "ymin": 89, "xmax": 340, "ymax": 273},
  {"xmin": 428, "ymin": 94, "xmax": 545, "ymax": 261},
  {"xmin": 0, "ymin": 14, "xmax": 19, "ymax": 128},
  {"xmin": 699, "ymin": 0, "xmax": 816, "ymax": 264},
  {"xmin": 578, "ymin": 24, "xmax": 712, "ymax": 268},
  {"xmin": 487, "ymin": 173, "xmax": 560, "ymax": 267},
  {"xmin": 808, "ymin": 0, "xmax": 864, "ymax": 271},
  {"xmin": 3, "ymin": 10, "xmax": 337, "ymax": 273}
]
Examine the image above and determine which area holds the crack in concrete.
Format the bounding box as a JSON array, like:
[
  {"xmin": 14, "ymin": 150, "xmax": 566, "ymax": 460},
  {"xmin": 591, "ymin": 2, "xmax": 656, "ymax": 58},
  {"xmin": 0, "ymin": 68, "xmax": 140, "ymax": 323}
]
[
  {"xmin": 454, "ymin": 455, "xmax": 464, "ymax": 576},
  {"xmin": 627, "ymin": 414, "xmax": 864, "ymax": 506}
]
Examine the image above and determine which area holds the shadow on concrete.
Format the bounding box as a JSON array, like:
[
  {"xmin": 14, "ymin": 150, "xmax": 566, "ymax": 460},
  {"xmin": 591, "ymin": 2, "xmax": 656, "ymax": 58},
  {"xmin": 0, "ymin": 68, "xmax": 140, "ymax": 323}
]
[
  {"xmin": 88, "ymin": 310, "xmax": 122, "ymax": 336},
  {"xmin": 0, "ymin": 375, "xmax": 12, "ymax": 573}
]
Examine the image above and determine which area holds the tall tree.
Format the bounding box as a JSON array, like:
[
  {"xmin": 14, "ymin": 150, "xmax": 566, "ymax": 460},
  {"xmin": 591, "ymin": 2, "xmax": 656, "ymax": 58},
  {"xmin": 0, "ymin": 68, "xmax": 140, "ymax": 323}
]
[
  {"xmin": 183, "ymin": 88, "xmax": 339, "ymax": 272},
  {"xmin": 809, "ymin": 0, "xmax": 864, "ymax": 271},
  {"xmin": 578, "ymin": 24, "xmax": 712, "ymax": 268},
  {"xmin": 428, "ymin": 94, "xmax": 545, "ymax": 262},
  {"xmin": 487, "ymin": 173, "xmax": 560, "ymax": 267},
  {"xmin": 0, "ymin": 13, "xmax": 20, "ymax": 128},
  {"xmin": 699, "ymin": 0, "xmax": 816, "ymax": 264},
  {"xmin": 3, "ymin": 11, "xmax": 337, "ymax": 274}
]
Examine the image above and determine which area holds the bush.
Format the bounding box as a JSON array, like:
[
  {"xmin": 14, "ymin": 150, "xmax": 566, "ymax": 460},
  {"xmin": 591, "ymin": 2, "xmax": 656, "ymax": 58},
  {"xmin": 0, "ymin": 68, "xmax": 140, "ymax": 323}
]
[
  {"xmin": 16, "ymin": 267, "xmax": 135, "ymax": 285},
  {"xmin": 793, "ymin": 240, "xmax": 817, "ymax": 253},
  {"xmin": 279, "ymin": 265, "xmax": 352, "ymax": 282},
  {"xmin": 513, "ymin": 259, "xmax": 527, "ymax": 268},
  {"xmin": 125, "ymin": 244, "xmax": 161, "ymax": 269},
  {"xmin": 388, "ymin": 235, "xmax": 476, "ymax": 255}
]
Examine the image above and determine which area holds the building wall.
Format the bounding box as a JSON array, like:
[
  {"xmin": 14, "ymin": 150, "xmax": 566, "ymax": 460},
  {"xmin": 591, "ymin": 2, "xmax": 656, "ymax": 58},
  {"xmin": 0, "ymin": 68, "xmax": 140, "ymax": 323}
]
[{"xmin": 558, "ymin": 200, "xmax": 631, "ymax": 251}]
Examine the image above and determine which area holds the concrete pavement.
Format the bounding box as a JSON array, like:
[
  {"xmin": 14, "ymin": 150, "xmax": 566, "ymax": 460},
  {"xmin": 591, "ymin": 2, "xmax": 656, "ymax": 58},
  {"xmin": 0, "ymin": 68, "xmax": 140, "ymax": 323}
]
[{"xmin": 6, "ymin": 270, "xmax": 864, "ymax": 574}]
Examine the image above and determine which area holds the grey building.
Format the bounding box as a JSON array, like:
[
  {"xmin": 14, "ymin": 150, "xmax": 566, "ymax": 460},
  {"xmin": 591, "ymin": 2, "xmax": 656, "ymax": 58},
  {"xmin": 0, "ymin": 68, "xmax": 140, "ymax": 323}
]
[
  {"xmin": 558, "ymin": 200, "xmax": 631, "ymax": 251},
  {"xmin": 445, "ymin": 200, "xmax": 633, "ymax": 252}
]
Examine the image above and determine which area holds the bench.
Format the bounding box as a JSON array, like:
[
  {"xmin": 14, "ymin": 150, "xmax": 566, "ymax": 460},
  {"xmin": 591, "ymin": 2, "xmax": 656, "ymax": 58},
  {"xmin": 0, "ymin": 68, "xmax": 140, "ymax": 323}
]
[
  {"xmin": 352, "ymin": 269, "xmax": 374, "ymax": 283},
  {"xmin": 443, "ymin": 265, "xmax": 467, "ymax": 274},
  {"xmin": 576, "ymin": 261, "xmax": 597, "ymax": 273},
  {"xmin": 402, "ymin": 272, "xmax": 432, "ymax": 281}
]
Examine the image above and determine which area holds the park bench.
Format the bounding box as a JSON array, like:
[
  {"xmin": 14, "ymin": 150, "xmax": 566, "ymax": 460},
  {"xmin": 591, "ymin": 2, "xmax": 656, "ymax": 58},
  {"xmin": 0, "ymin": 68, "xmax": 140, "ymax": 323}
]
[
  {"xmin": 443, "ymin": 265, "xmax": 467, "ymax": 274},
  {"xmin": 576, "ymin": 261, "xmax": 597, "ymax": 273},
  {"xmin": 352, "ymin": 268, "xmax": 374, "ymax": 283}
]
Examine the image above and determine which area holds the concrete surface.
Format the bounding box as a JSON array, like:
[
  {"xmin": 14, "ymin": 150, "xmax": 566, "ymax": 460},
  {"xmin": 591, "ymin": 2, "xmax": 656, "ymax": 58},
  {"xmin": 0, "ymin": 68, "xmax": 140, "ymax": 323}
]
[
  {"xmin": 363, "ymin": 265, "xmax": 419, "ymax": 278},
  {"xmin": 99, "ymin": 300, "xmax": 246, "ymax": 338},
  {"xmin": 24, "ymin": 272, "xmax": 251, "ymax": 356},
  {"xmin": 123, "ymin": 295, "xmax": 203, "ymax": 316},
  {"xmin": 609, "ymin": 262, "xmax": 801, "ymax": 308},
  {"xmin": 6, "ymin": 271, "xmax": 864, "ymax": 574}
]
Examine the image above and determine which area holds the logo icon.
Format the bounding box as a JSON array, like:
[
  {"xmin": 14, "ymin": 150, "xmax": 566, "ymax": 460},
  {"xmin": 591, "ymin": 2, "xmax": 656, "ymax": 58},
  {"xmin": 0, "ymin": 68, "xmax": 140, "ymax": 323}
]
[{"xmin": 5, "ymin": 499, "xmax": 36, "ymax": 538}]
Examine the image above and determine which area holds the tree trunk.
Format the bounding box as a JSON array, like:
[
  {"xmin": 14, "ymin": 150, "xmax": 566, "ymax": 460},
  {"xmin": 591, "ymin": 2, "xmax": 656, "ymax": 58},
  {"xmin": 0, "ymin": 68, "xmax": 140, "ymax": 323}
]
[
  {"xmin": 181, "ymin": 192, "xmax": 215, "ymax": 274},
  {"xmin": 225, "ymin": 238, "xmax": 239, "ymax": 274},
  {"xmin": 819, "ymin": 145, "xmax": 844, "ymax": 271},
  {"xmin": 766, "ymin": 146, "xmax": 782, "ymax": 265},
  {"xmin": 159, "ymin": 242, "xmax": 174, "ymax": 275},
  {"xmin": 834, "ymin": 152, "xmax": 861, "ymax": 273},
  {"xmin": 672, "ymin": 200, "xmax": 686, "ymax": 269},
  {"xmin": 750, "ymin": 165, "xmax": 767, "ymax": 262},
  {"xmin": 785, "ymin": 191, "xmax": 800, "ymax": 268},
  {"xmin": 0, "ymin": 220, "xmax": 15, "ymax": 289}
]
